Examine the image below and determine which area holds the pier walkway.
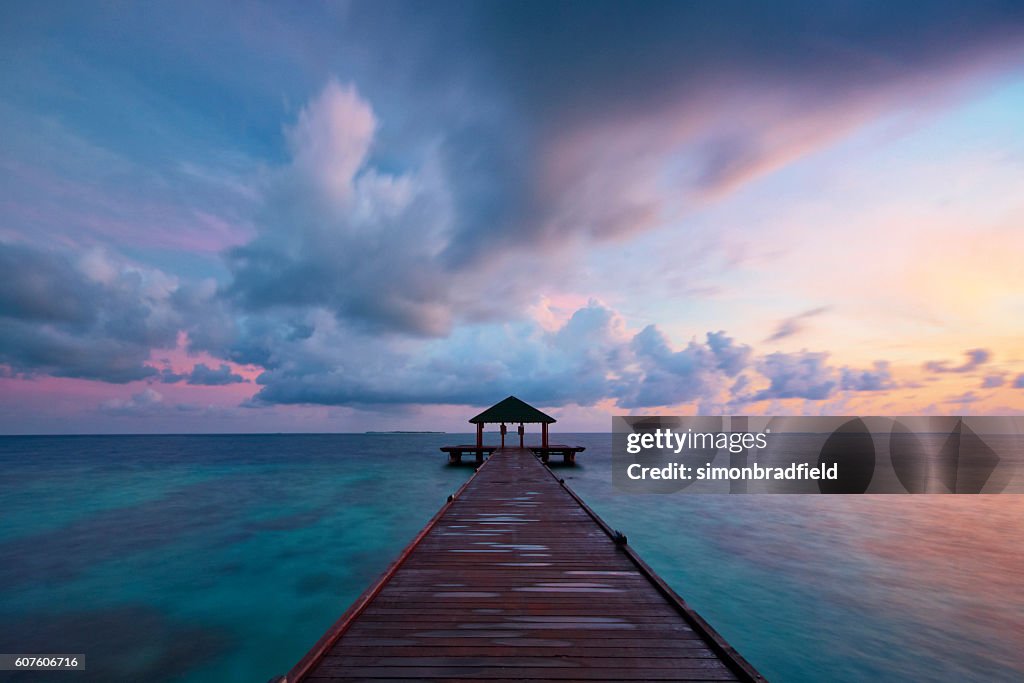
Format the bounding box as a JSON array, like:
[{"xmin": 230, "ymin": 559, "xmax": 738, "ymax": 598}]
[
  {"xmin": 441, "ymin": 444, "xmax": 585, "ymax": 464},
  {"xmin": 284, "ymin": 448, "xmax": 764, "ymax": 682}
]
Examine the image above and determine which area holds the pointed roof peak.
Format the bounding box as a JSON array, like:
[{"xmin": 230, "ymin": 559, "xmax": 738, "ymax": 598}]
[{"xmin": 469, "ymin": 396, "xmax": 556, "ymax": 424}]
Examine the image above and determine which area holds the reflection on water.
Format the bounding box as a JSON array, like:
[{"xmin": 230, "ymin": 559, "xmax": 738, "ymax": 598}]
[
  {"xmin": 0, "ymin": 434, "xmax": 1021, "ymax": 682},
  {"xmin": 568, "ymin": 437, "xmax": 1024, "ymax": 682}
]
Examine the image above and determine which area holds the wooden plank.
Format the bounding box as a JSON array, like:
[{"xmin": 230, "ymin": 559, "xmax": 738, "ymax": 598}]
[
  {"xmin": 332, "ymin": 638, "xmax": 723, "ymax": 650},
  {"xmin": 318, "ymin": 656, "xmax": 732, "ymax": 669},
  {"xmin": 357, "ymin": 611, "xmax": 688, "ymax": 620},
  {"xmin": 321, "ymin": 651, "xmax": 720, "ymax": 659},
  {"xmin": 287, "ymin": 447, "xmax": 765, "ymax": 682},
  {"xmin": 339, "ymin": 628, "xmax": 704, "ymax": 639},
  {"xmin": 306, "ymin": 680, "xmax": 735, "ymax": 683},
  {"xmin": 307, "ymin": 666, "xmax": 738, "ymax": 680}
]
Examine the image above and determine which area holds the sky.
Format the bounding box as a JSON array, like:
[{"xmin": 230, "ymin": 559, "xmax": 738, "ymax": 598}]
[{"xmin": 2, "ymin": 0, "xmax": 1024, "ymax": 433}]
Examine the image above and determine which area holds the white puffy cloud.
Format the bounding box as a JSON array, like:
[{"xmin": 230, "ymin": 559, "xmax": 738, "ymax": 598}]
[{"xmin": 225, "ymin": 80, "xmax": 472, "ymax": 336}]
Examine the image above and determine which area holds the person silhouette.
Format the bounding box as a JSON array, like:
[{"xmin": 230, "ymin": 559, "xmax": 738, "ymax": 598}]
[
  {"xmin": 518, "ymin": 423, "xmax": 525, "ymax": 448},
  {"xmin": 500, "ymin": 423, "xmax": 507, "ymax": 448}
]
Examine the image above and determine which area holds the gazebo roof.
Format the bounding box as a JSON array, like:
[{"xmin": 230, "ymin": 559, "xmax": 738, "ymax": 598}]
[{"xmin": 469, "ymin": 396, "xmax": 556, "ymax": 424}]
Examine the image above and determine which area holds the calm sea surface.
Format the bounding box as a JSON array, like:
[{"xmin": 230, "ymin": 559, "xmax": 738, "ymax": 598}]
[{"xmin": 1, "ymin": 434, "xmax": 1021, "ymax": 682}]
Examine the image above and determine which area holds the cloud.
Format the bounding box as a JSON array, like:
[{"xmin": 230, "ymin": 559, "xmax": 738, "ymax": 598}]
[
  {"xmin": 981, "ymin": 374, "xmax": 1005, "ymax": 388},
  {"xmin": 157, "ymin": 369, "xmax": 186, "ymax": 384},
  {"xmin": 285, "ymin": 81, "xmax": 378, "ymax": 203},
  {"xmin": 97, "ymin": 387, "xmax": 236, "ymax": 419},
  {"xmin": 221, "ymin": 79, "xmax": 617, "ymax": 339},
  {"xmin": 944, "ymin": 391, "xmax": 982, "ymax": 404},
  {"xmin": 0, "ymin": 244, "xmax": 99, "ymax": 325},
  {"xmin": 226, "ymin": 296, "xmax": 900, "ymax": 411},
  {"xmin": 3, "ymin": 4, "xmax": 1023, "ymax": 429},
  {"xmin": 0, "ymin": 227, "xmax": 989, "ymax": 415},
  {"xmin": 618, "ymin": 327, "xmax": 750, "ymax": 408},
  {"xmin": 840, "ymin": 361, "xmax": 895, "ymax": 391},
  {"xmin": 243, "ymin": 302, "xmax": 623, "ymax": 408},
  {"xmin": 0, "ymin": 235, "xmax": 991, "ymax": 416},
  {"xmin": 0, "ymin": 100, "xmax": 259, "ymax": 255},
  {"xmin": 99, "ymin": 388, "xmax": 164, "ymax": 416},
  {"xmin": 228, "ymin": 1, "xmax": 1024, "ymax": 332},
  {"xmin": 450, "ymin": 1, "xmax": 1024, "ymax": 259},
  {"xmin": 186, "ymin": 363, "xmax": 245, "ymax": 386},
  {"xmin": 159, "ymin": 363, "xmax": 246, "ymax": 386},
  {"xmin": 923, "ymin": 348, "xmax": 992, "ymax": 373},
  {"xmin": 0, "ymin": 242, "xmax": 249, "ymax": 388},
  {"xmin": 224, "ymin": 80, "xmax": 467, "ymax": 336},
  {"xmin": 480, "ymin": 2, "xmax": 1024, "ymax": 120},
  {"xmin": 751, "ymin": 351, "xmax": 837, "ymax": 401},
  {"xmin": 10, "ymin": 2, "xmax": 1020, "ymax": 273},
  {"xmin": 1014, "ymin": 374, "xmax": 1024, "ymax": 389},
  {"xmin": 0, "ymin": 243, "xmax": 185, "ymax": 383},
  {"xmin": 231, "ymin": 300, "xmax": 750, "ymax": 410},
  {"xmin": 764, "ymin": 306, "xmax": 830, "ymax": 343}
]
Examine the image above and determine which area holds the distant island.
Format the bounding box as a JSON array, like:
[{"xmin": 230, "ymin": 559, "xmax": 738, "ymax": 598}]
[{"xmin": 365, "ymin": 430, "xmax": 446, "ymax": 434}]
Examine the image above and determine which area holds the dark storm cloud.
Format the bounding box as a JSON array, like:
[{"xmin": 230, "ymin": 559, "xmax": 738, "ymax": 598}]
[
  {"xmin": 159, "ymin": 363, "xmax": 245, "ymax": 386},
  {"xmin": 0, "ymin": 243, "xmax": 182, "ymax": 383},
  {"xmin": 923, "ymin": 348, "xmax": 992, "ymax": 373},
  {"xmin": 217, "ymin": 2, "xmax": 1024, "ymax": 337},
  {"xmin": 432, "ymin": 0, "xmax": 1024, "ymax": 258},
  {"xmin": 186, "ymin": 363, "xmax": 245, "ymax": 385},
  {"xmin": 0, "ymin": 244, "xmax": 97, "ymax": 324},
  {"xmin": 477, "ymin": 1, "xmax": 1024, "ymax": 113}
]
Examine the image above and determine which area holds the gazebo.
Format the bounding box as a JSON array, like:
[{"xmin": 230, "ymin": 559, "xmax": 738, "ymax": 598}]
[
  {"xmin": 470, "ymin": 395, "xmax": 555, "ymax": 450},
  {"xmin": 441, "ymin": 396, "xmax": 584, "ymax": 464}
]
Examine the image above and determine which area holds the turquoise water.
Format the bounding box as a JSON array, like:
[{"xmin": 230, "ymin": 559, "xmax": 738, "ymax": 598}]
[{"xmin": 1, "ymin": 434, "xmax": 1021, "ymax": 682}]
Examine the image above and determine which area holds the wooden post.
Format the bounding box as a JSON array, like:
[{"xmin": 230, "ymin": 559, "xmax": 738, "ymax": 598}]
[
  {"xmin": 542, "ymin": 423, "xmax": 549, "ymax": 449},
  {"xmin": 476, "ymin": 423, "xmax": 483, "ymax": 460}
]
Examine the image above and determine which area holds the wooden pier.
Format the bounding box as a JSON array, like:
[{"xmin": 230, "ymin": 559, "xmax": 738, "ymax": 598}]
[
  {"xmin": 440, "ymin": 445, "xmax": 498, "ymax": 464},
  {"xmin": 441, "ymin": 444, "xmax": 585, "ymax": 465},
  {"xmin": 282, "ymin": 447, "xmax": 764, "ymax": 682},
  {"xmin": 530, "ymin": 445, "xmax": 585, "ymax": 464}
]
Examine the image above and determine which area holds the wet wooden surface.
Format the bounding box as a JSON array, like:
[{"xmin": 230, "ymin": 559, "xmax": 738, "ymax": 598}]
[{"xmin": 293, "ymin": 448, "xmax": 761, "ymax": 682}]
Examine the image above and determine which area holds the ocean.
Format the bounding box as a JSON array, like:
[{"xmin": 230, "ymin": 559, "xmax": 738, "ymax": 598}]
[{"xmin": 0, "ymin": 434, "xmax": 1021, "ymax": 682}]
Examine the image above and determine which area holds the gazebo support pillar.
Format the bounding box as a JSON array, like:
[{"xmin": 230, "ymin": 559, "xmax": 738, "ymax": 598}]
[{"xmin": 542, "ymin": 423, "xmax": 549, "ymax": 449}]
